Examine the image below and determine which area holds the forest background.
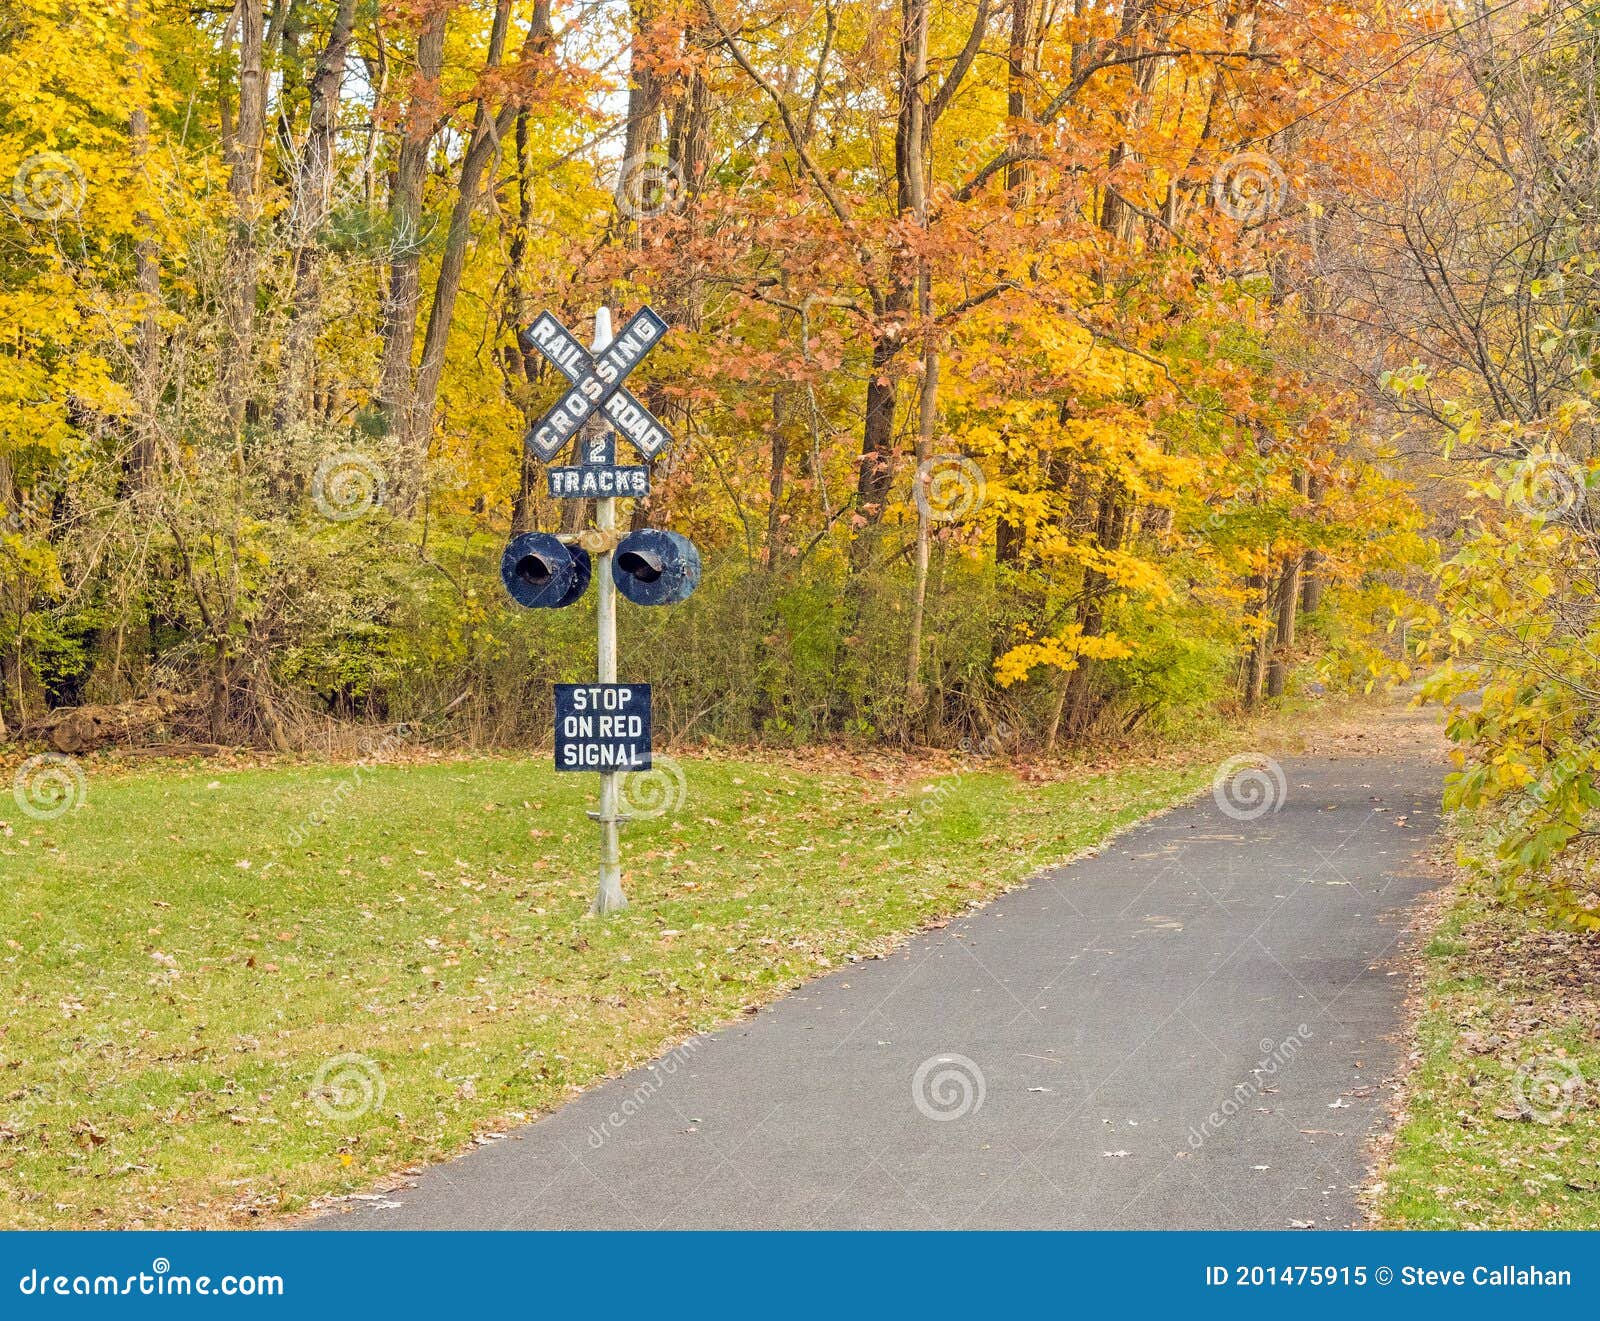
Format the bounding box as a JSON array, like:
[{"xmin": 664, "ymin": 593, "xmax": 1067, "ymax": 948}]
[{"xmin": 4, "ymin": 0, "xmax": 1600, "ymax": 903}]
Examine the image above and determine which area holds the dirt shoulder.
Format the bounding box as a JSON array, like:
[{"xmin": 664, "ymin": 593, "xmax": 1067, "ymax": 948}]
[{"xmin": 1369, "ymin": 850, "xmax": 1600, "ymax": 1228}]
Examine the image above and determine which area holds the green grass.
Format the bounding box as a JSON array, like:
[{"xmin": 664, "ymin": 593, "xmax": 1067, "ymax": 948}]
[
  {"xmin": 1377, "ymin": 876, "xmax": 1600, "ymax": 1228},
  {"xmin": 1, "ymin": 746, "xmax": 1213, "ymax": 1228}
]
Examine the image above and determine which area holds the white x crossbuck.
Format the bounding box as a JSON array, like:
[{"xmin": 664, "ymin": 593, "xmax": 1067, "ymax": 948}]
[{"xmin": 520, "ymin": 307, "xmax": 673, "ymax": 462}]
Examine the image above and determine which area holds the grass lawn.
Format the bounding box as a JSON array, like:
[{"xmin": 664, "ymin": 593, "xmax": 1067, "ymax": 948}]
[
  {"xmin": 1376, "ymin": 871, "xmax": 1600, "ymax": 1228},
  {"xmin": 1, "ymin": 740, "xmax": 1220, "ymax": 1228}
]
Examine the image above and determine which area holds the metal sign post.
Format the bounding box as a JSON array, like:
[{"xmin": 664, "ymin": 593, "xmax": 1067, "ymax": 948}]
[
  {"xmin": 590, "ymin": 309, "xmax": 625, "ymax": 914},
  {"xmin": 504, "ymin": 304, "xmax": 700, "ymax": 918}
]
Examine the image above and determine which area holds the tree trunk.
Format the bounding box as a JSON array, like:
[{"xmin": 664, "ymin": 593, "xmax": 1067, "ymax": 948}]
[
  {"xmin": 1043, "ymin": 668, "xmax": 1070, "ymax": 754},
  {"xmin": 1300, "ymin": 470, "xmax": 1325, "ymax": 612},
  {"xmin": 992, "ymin": 0, "xmax": 1036, "ymax": 569},
  {"xmin": 666, "ymin": 30, "xmax": 712, "ymax": 205},
  {"xmin": 220, "ymin": 0, "xmax": 267, "ymax": 432},
  {"xmin": 616, "ymin": 0, "xmax": 666, "ymax": 216},
  {"xmin": 508, "ymin": 110, "xmax": 539, "ymax": 535},
  {"xmin": 376, "ymin": 8, "xmax": 448, "ymax": 444},
  {"xmin": 1060, "ymin": 485, "xmax": 1128, "ymax": 739},
  {"xmin": 128, "ymin": 0, "xmax": 161, "ymax": 485},
  {"xmin": 851, "ymin": 0, "xmax": 928, "ymax": 565},
  {"xmin": 1005, "ymin": 0, "xmax": 1035, "ymax": 196},
  {"xmin": 1238, "ymin": 572, "xmax": 1269, "ymax": 708},
  {"xmin": 1265, "ymin": 555, "xmax": 1300, "ymax": 699},
  {"xmin": 510, "ymin": 447, "xmax": 540, "ymax": 532},
  {"xmin": 277, "ymin": 0, "xmax": 357, "ymax": 429},
  {"xmin": 405, "ymin": 0, "xmax": 553, "ymax": 515},
  {"xmin": 0, "ymin": 453, "xmax": 12, "ymax": 736},
  {"xmin": 764, "ymin": 387, "xmax": 790, "ymax": 566},
  {"xmin": 896, "ymin": 0, "xmax": 934, "ymax": 703},
  {"xmin": 632, "ymin": 19, "xmax": 713, "ymax": 531},
  {"xmin": 904, "ymin": 324, "xmax": 939, "ymax": 712},
  {"xmin": 1267, "ymin": 469, "xmax": 1309, "ymax": 697},
  {"xmin": 853, "ymin": 325, "xmax": 907, "ymax": 549},
  {"xmin": 1097, "ymin": 0, "xmax": 1154, "ymax": 244},
  {"xmin": 1300, "ymin": 551, "xmax": 1324, "ymax": 613},
  {"xmin": 268, "ymin": 0, "xmax": 306, "ymax": 182}
]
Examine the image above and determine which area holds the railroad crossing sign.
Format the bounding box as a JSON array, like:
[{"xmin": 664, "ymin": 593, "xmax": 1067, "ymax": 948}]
[
  {"xmin": 546, "ymin": 430, "xmax": 649, "ymax": 498},
  {"xmin": 554, "ymin": 683, "xmax": 651, "ymax": 771},
  {"xmin": 501, "ymin": 306, "xmax": 700, "ymax": 918},
  {"xmin": 521, "ymin": 307, "xmax": 673, "ymax": 462},
  {"xmin": 547, "ymin": 464, "xmax": 650, "ymax": 498}
]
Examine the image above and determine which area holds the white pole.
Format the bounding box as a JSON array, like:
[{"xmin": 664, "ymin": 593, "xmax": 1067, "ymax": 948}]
[{"xmin": 589, "ymin": 306, "xmax": 626, "ymax": 915}]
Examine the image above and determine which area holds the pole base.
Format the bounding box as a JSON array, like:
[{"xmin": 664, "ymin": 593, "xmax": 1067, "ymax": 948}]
[{"xmin": 589, "ymin": 887, "xmax": 628, "ymax": 917}]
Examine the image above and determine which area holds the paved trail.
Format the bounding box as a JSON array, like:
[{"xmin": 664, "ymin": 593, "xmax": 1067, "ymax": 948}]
[{"xmin": 325, "ymin": 709, "xmax": 1444, "ymax": 1230}]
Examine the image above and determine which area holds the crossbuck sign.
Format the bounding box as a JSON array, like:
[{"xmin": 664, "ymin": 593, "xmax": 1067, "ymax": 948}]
[
  {"xmin": 521, "ymin": 308, "xmax": 673, "ymax": 461},
  {"xmin": 504, "ymin": 305, "xmax": 697, "ymax": 917}
]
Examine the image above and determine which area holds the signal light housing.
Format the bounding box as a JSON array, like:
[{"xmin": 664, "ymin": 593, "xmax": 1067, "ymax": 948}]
[
  {"xmin": 500, "ymin": 532, "xmax": 591, "ymax": 609},
  {"xmin": 612, "ymin": 529, "xmax": 701, "ymax": 606}
]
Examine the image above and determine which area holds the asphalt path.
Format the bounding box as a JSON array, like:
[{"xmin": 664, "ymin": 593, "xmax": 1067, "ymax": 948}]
[{"xmin": 322, "ymin": 712, "xmax": 1443, "ymax": 1229}]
